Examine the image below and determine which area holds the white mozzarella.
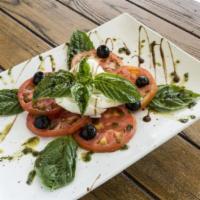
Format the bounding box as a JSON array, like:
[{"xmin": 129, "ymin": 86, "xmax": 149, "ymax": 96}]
[{"xmin": 56, "ymin": 58, "xmax": 122, "ymax": 117}]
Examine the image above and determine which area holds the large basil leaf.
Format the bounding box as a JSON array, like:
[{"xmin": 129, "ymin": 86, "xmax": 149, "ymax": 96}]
[
  {"xmin": 67, "ymin": 30, "xmax": 94, "ymax": 67},
  {"xmin": 94, "ymin": 73, "xmax": 141, "ymax": 103},
  {"xmin": 71, "ymin": 83, "xmax": 90, "ymax": 115},
  {"xmin": 149, "ymin": 85, "xmax": 200, "ymax": 112},
  {"xmin": 33, "ymin": 70, "xmax": 75, "ymax": 100},
  {"xmin": 35, "ymin": 136, "xmax": 77, "ymax": 190},
  {"xmin": 76, "ymin": 58, "xmax": 92, "ymax": 85},
  {"xmin": 0, "ymin": 89, "xmax": 23, "ymax": 115}
]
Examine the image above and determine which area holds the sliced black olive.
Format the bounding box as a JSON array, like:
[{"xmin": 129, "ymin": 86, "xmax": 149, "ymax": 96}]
[
  {"xmin": 34, "ymin": 115, "xmax": 50, "ymax": 129},
  {"xmin": 96, "ymin": 45, "xmax": 110, "ymax": 58},
  {"xmin": 33, "ymin": 71, "xmax": 44, "ymax": 85},
  {"xmin": 79, "ymin": 124, "xmax": 97, "ymax": 140},
  {"xmin": 126, "ymin": 101, "xmax": 141, "ymax": 112},
  {"xmin": 136, "ymin": 76, "xmax": 149, "ymax": 88}
]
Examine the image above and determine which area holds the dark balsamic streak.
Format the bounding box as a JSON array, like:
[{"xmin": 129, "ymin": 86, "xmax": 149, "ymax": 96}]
[
  {"xmin": 167, "ymin": 42, "xmax": 180, "ymax": 83},
  {"xmin": 105, "ymin": 37, "xmax": 114, "ymax": 51},
  {"xmin": 138, "ymin": 25, "xmax": 152, "ymax": 67},
  {"xmin": 160, "ymin": 38, "xmax": 168, "ymax": 83}
]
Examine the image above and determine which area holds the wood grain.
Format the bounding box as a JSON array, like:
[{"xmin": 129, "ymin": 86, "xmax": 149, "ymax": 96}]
[
  {"xmin": 59, "ymin": 0, "xmax": 200, "ymax": 59},
  {"xmin": 0, "ymin": 12, "xmax": 49, "ymax": 69},
  {"xmin": 129, "ymin": 0, "xmax": 200, "ymax": 38},
  {"xmin": 127, "ymin": 136, "xmax": 200, "ymax": 200},
  {"xmin": 0, "ymin": 0, "xmax": 95, "ymax": 46},
  {"xmin": 81, "ymin": 174, "xmax": 152, "ymax": 200}
]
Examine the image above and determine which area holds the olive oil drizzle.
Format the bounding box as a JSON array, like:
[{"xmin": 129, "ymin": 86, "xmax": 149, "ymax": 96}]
[
  {"xmin": 7, "ymin": 68, "xmax": 15, "ymax": 83},
  {"xmin": 143, "ymin": 110, "xmax": 151, "ymax": 122},
  {"xmin": 138, "ymin": 25, "xmax": 152, "ymax": 67},
  {"xmin": 38, "ymin": 55, "xmax": 45, "ymax": 71},
  {"xmin": 150, "ymin": 41, "xmax": 159, "ymax": 79},
  {"xmin": 160, "ymin": 38, "xmax": 168, "ymax": 83}
]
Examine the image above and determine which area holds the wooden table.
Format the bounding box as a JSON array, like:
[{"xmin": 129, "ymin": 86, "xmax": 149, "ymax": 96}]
[{"xmin": 0, "ymin": 0, "xmax": 200, "ymax": 199}]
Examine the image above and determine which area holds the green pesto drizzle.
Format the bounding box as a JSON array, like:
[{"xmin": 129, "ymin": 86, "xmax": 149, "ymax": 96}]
[
  {"xmin": 81, "ymin": 151, "xmax": 93, "ymax": 162},
  {"xmin": 105, "ymin": 38, "xmax": 114, "ymax": 51},
  {"xmin": 0, "ymin": 120, "xmax": 16, "ymax": 143},
  {"xmin": 120, "ymin": 144, "xmax": 129, "ymax": 151},
  {"xmin": 22, "ymin": 137, "xmax": 40, "ymax": 149},
  {"xmin": 49, "ymin": 55, "xmax": 56, "ymax": 72},
  {"xmin": 7, "ymin": 68, "xmax": 15, "ymax": 83},
  {"xmin": 26, "ymin": 170, "xmax": 36, "ymax": 185},
  {"xmin": 38, "ymin": 55, "xmax": 45, "ymax": 71}
]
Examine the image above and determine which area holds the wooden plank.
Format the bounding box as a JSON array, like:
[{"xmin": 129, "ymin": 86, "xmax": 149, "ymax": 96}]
[
  {"xmin": 0, "ymin": 8, "xmax": 153, "ymax": 199},
  {"xmin": 0, "ymin": 12, "xmax": 49, "ymax": 69},
  {"xmin": 59, "ymin": 0, "xmax": 200, "ymax": 59},
  {"xmin": 129, "ymin": 0, "xmax": 200, "ymax": 38},
  {"xmin": 0, "ymin": 0, "xmax": 95, "ymax": 46},
  {"xmin": 183, "ymin": 122, "xmax": 200, "ymax": 147},
  {"xmin": 127, "ymin": 136, "xmax": 200, "ymax": 200},
  {"xmin": 81, "ymin": 174, "xmax": 152, "ymax": 200}
]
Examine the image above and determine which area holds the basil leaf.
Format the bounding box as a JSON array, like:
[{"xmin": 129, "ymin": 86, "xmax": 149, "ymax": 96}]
[
  {"xmin": 0, "ymin": 89, "xmax": 23, "ymax": 115},
  {"xmin": 35, "ymin": 136, "xmax": 77, "ymax": 190},
  {"xmin": 76, "ymin": 58, "xmax": 92, "ymax": 85},
  {"xmin": 33, "ymin": 70, "xmax": 75, "ymax": 100},
  {"xmin": 149, "ymin": 85, "xmax": 200, "ymax": 112},
  {"xmin": 71, "ymin": 83, "xmax": 90, "ymax": 115},
  {"xmin": 94, "ymin": 73, "xmax": 141, "ymax": 103},
  {"xmin": 67, "ymin": 30, "xmax": 94, "ymax": 67}
]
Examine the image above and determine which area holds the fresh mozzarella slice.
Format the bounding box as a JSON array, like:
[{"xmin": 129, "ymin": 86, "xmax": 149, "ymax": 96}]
[{"xmin": 56, "ymin": 94, "xmax": 122, "ymax": 118}]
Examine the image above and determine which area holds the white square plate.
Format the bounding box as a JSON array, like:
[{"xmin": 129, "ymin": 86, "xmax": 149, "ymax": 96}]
[{"xmin": 0, "ymin": 13, "xmax": 200, "ymax": 200}]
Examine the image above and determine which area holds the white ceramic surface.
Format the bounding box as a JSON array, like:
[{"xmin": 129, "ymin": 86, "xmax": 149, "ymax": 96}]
[{"xmin": 0, "ymin": 13, "xmax": 200, "ymax": 200}]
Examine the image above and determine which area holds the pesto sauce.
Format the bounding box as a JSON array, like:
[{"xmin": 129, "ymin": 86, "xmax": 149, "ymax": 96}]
[
  {"xmin": 0, "ymin": 122, "xmax": 15, "ymax": 143},
  {"xmin": 49, "ymin": 55, "xmax": 56, "ymax": 72},
  {"xmin": 81, "ymin": 151, "xmax": 93, "ymax": 162},
  {"xmin": 0, "ymin": 76, "xmax": 7, "ymax": 85},
  {"xmin": 26, "ymin": 170, "xmax": 36, "ymax": 185},
  {"xmin": 178, "ymin": 118, "xmax": 189, "ymax": 123},
  {"xmin": 38, "ymin": 55, "xmax": 45, "ymax": 71},
  {"xmin": 0, "ymin": 148, "xmax": 3, "ymax": 154},
  {"xmin": 7, "ymin": 68, "xmax": 15, "ymax": 83},
  {"xmin": 120, "ymin": 144, "xmax": 129, "ymax": 151},
  {"xmin": 184, "ymin": 72, "xmax": 189, "ymax": 82},
  {"xmin": 22, "ymin": 137, "xmax": 40, "ymax": 149}
]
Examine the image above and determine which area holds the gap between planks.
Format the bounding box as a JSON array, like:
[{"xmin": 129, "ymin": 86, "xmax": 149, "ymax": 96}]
[{"xmin": 126, "ymin": 0, "xmax": 200, "ymax": 39}]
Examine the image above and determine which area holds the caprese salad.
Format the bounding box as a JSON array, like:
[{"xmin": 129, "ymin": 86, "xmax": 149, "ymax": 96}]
[{"xmin": 0, "ymin": 30, "xmax": 199, "ymax": 190}]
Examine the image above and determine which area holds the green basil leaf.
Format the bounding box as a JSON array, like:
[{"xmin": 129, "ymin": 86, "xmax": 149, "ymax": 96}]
[
  {"xmin": 35, "ymin": 136, "xmax": 77, "ymax": 190},
  {"xmin": 149, "ymin": 85, "xmax": 200, "ymax": 112},
  {"xmin": 94, "ymin": 73, "xmax": 141, "ymax": 103},
  {"xmin": 0, "ymin": 89, "xmax": 23, "ymax": 115},
  {"xmin": 71, "ymin": 83, "xmax": 90, "ymax": 115},
  {"xmin": 76, "ymin": 58, "xmax": 92, "ymax": 85},
  {"xmin": 67, "ymin": 30, "xmax": 94, "ymax": 67},
  {"xmin": 33, "ymin": 70, "xmax": 75, "ymax": 100}
]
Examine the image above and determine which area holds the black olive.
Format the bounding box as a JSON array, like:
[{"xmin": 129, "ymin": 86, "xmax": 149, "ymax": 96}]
[
  {"xmin": 126, "ymin": 101, "xmax": 141, "ymax": 112},
  {"xmin": 136, "ymin": 76, "xmax": 149, "ymax": 88},
  {"xmin": 96, "ymin": 45, "xmax": 110, "ymax": 58},
  {"xmin": 33, "ymin": 72, "xmax": 44, "ymax": 85},
  {"xmin": 34, "ymin": 115, "xmax": 50, "ymax": 129},
  {"xmin": 79, "ymin": 124, "xmax": 97, "ymax": 140}
]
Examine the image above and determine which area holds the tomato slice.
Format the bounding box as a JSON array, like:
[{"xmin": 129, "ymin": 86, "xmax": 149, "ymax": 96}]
[
  {"xmin": 115, "ymin": 66, "xmax": 157, "ymax": 108},
  {"xmin": 71, "ymin": 49, "xmax": 123, "ymax": 72},
  {"xmin": 27, "ymin": 110, "xmax": 91, "ymax": 137},
  {"xmin": 18, "ymin": 78, "xmax": 61, "ymax": 115},
  {"xmin": 73, "ymin": 106, "xmax": 136, "ymax": 152}
]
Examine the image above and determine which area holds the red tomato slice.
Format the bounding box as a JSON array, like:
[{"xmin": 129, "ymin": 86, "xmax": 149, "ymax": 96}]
[
  {"xmin": 71, "ymin": 49, "xmax": 123, "ymax": 72},
  {"xmin": 73, "ymin": 106, "xmax": 136, "ymax": 152},
  {"xmin": 27, "ymin": 110, "xmax": 91, "ymax": 137},
  {"xmin": 18, "ymin": 78, "xmax": 61, "ymax": 115},
  {"xmin": 115, "ymin": 66, "xmax": 157, "ymax": 108}
]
